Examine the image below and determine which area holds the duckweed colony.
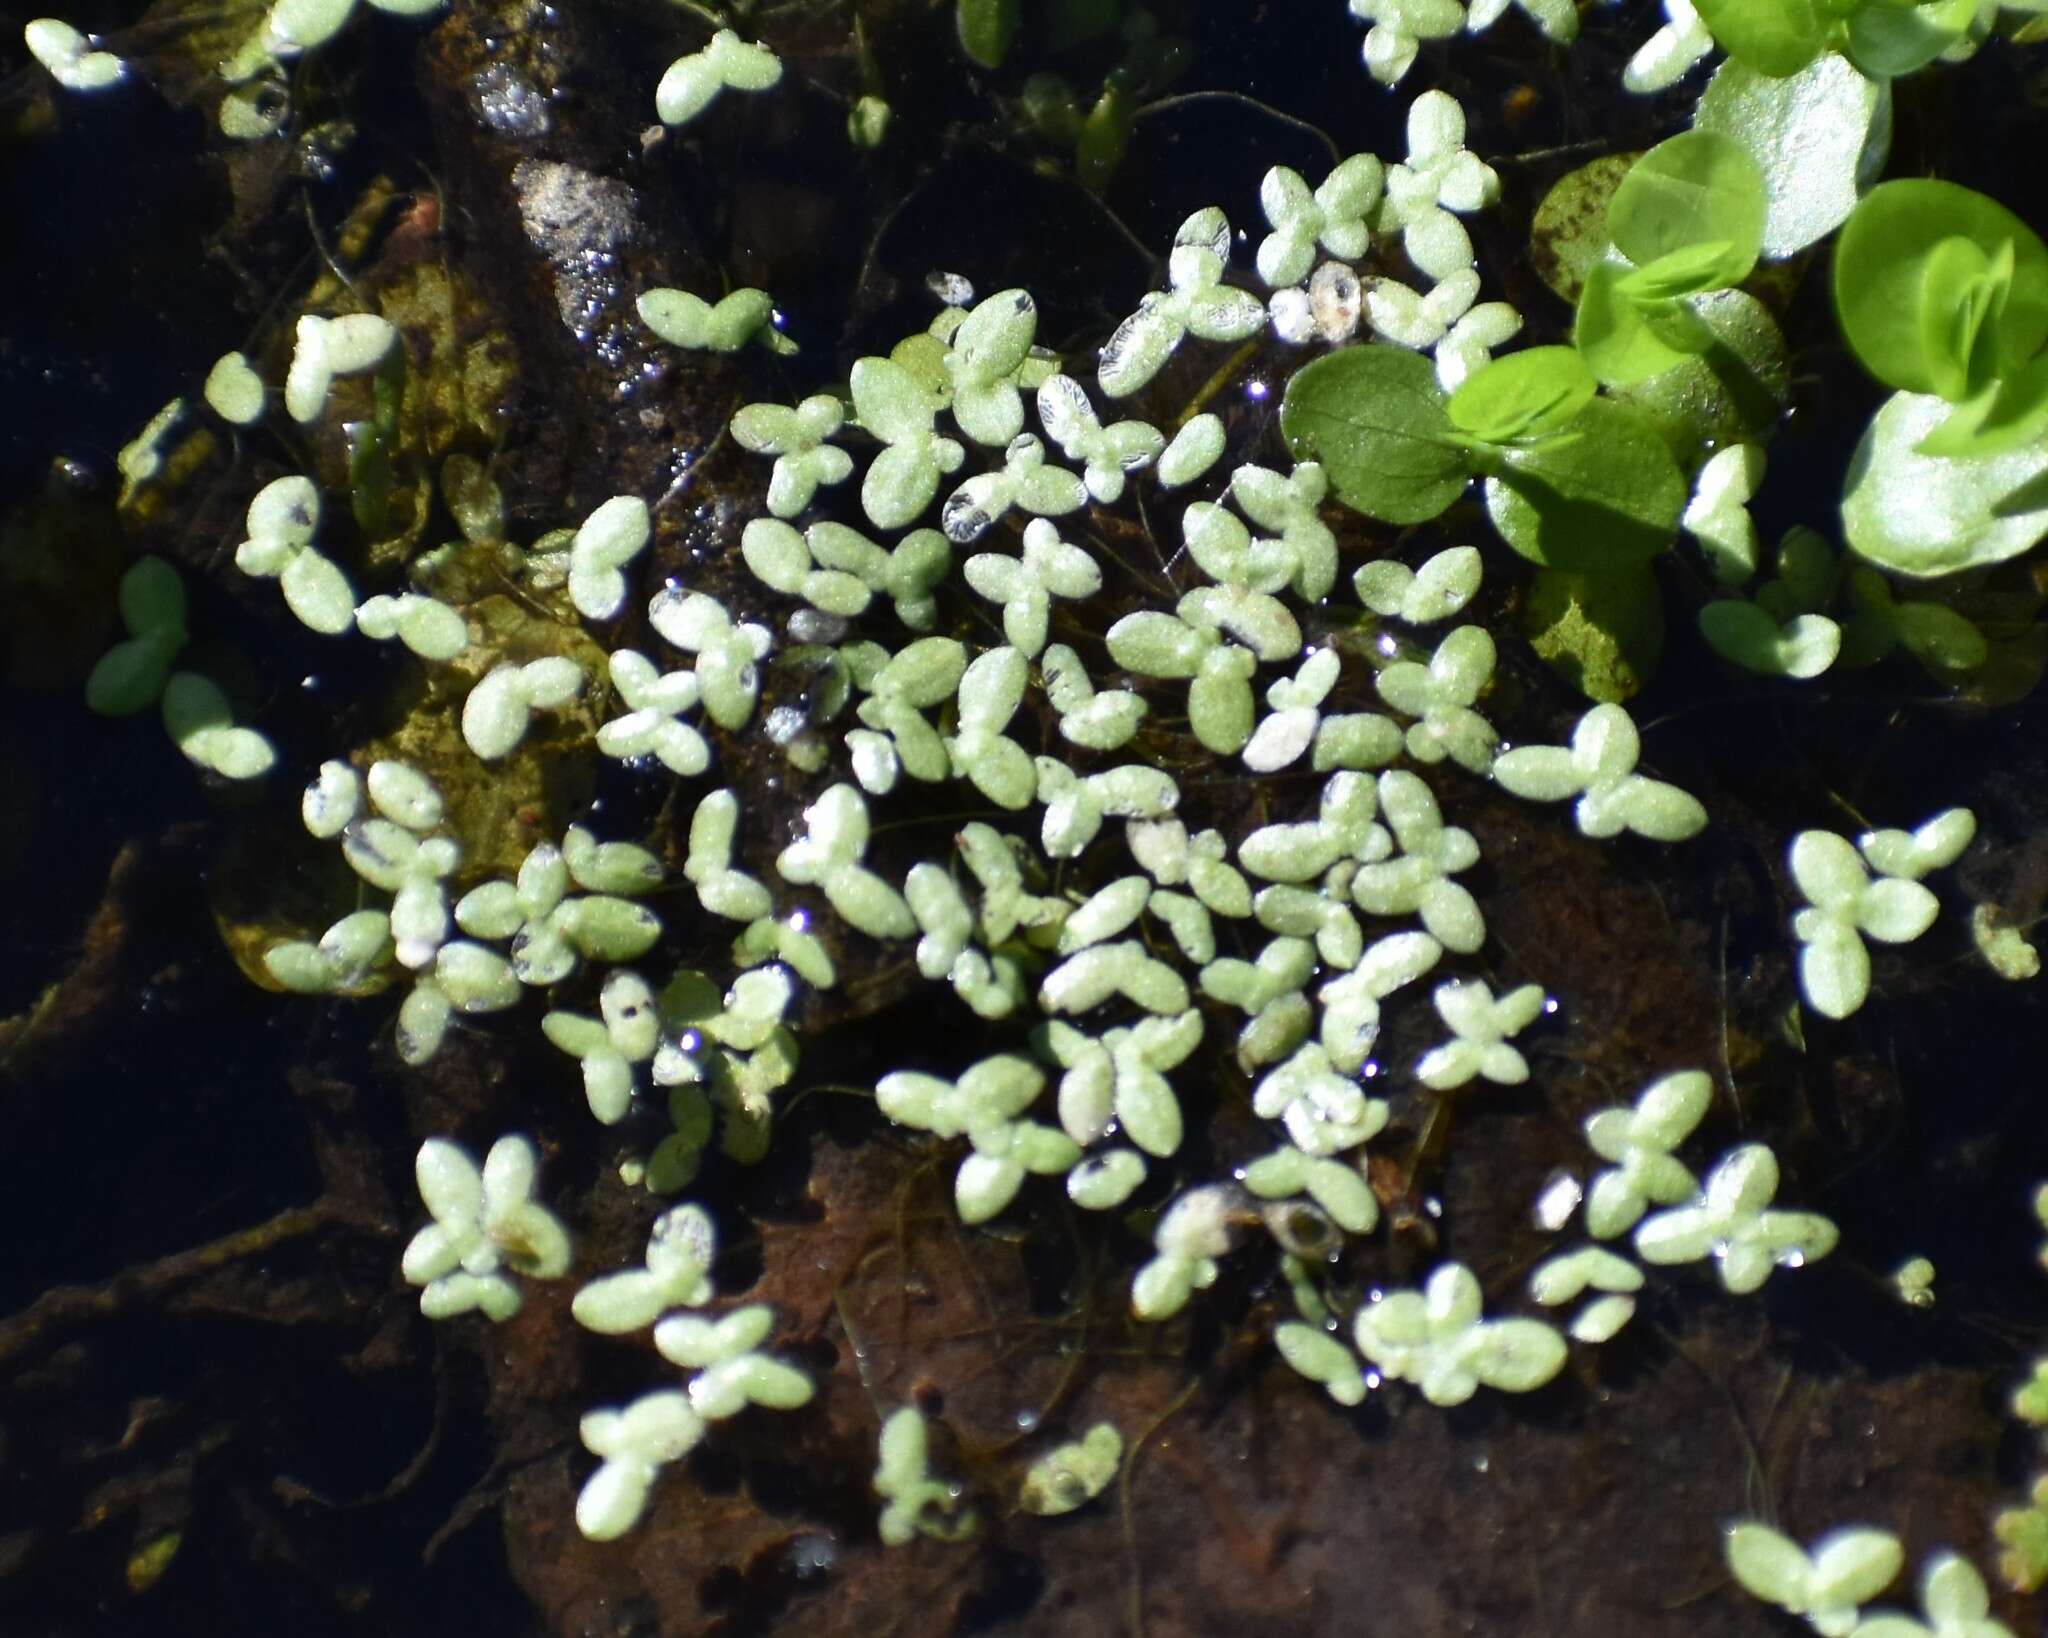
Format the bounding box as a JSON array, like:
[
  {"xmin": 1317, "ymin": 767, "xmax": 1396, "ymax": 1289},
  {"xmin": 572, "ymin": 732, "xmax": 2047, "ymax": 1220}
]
[{"xmin": 7, "ymin": 0, "xmax": 2048, "ymax": 1631}]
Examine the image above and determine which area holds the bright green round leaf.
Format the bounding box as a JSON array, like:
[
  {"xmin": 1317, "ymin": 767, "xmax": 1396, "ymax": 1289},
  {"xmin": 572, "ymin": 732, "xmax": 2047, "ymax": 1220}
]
[
  {"xmin": 1688, "ymin": 0, "xmax": 1828, "ymax": 77},
  {"xmin": 1484, "ymin": 398, "xmax": 1686, "ymax": 573},
  {"xmin": 741, "ymin": 517, "xmax": 810, "ymax": 594},
  {"xmin": 1845, "ymin": 0, "xmax": 1975, "ymax": 81},
  {"xmin": 267, "ymin": 0, "xmax": 356, "ymax": 53},
  {"xmin": 656, "ymin": 57, "xmax": 719, "ymax": 127},
  {"xmin": 1188, "ymin": 658, "xmax": 1255, "ymax": 755},
  {"xmin": 1158, "ymin": 414, "xmax": 1226, "ymax": 487},
  {"xmin": 1723, "ymin": 1523, "xmax": 1812, "ymax": 1609},
  {"xmin": 1607, "ymin": 131, "xmax": 1766, "ymax": 289},
  {"xmin": 1575, "ymin": 261, "xmax": 1698, "ymax": 387},
  {"xmin": 1915, "ymin": 356, "xmax": 2048, "ymax": 459},
  {"xmin": 1833, "ymin": 179, "xmax": 2048, "ymax": 399},
  {"xmin": 163, "ymin": 672, "xmax": 275, "ymax": 779},
  {"xmin": 1279, "ymin": 345, "xmax": 1468, "ymax": 525},
  {"xmin": 1915, "ymin": 236, "xmax": 2012, "ymax": 402}
]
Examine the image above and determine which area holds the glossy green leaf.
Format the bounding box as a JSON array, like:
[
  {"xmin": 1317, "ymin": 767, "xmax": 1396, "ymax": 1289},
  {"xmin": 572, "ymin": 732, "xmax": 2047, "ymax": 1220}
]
[
  {"xmin": 1915, "ymin": 357, "xmax": 2048, "ymax": 458},
  {"xmin": 1608, "ymin": 132, "xmax": 1765, "ymax": 287},
  {"xmin": 1917, "ymin": 236, "xmax": 2013, "ymax": 403},
  {"xmin": 1576, "ymin": 261, "xmax": 1699, "ymax": 386},
  {"xmin": 1445, "ymin": 347, "xmax": 1596, "ymax": 445},
  {"xmin": 1279, "ymin": 345, "xmax": 1468, "ymax": 525},
  {"xmin": 1689, "ymin": 0, "xmax": 1829, "ymax": 77},
  {"xmin": 1844, "ymin": 0, "xmax": 1975, "ymax": 80},
  {"xmin": 1834, "ymin": 180, "xmax": 2048, "ymax": 399},
  {"xmin": 1484, "ymin": 398, "xmax": 1686, "ymax": 573},
  {"xmin": 1617, "ymin": 242, "xmax": 1747, "ymax": 303}
]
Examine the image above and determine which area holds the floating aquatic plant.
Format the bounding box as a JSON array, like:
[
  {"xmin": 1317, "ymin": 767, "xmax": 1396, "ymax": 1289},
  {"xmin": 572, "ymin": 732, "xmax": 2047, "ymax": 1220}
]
[
  {"xmin": 653, "ymin": 28, "xmax": 782, "ymax": 127},
  {"xmin": 874, "ymin": 1407, "xmax": 976, "ymax": 1545},
  {"xmin": 1581, "ymin": 1069, "xmax": 1711, "ymax": 1239},
  {"xmin": 1098, "ymin": 208, "xmax": 1267, "ymax": 398},
  {"xmin": 1635, "ymin": 1142, "xmax": 1839, "ymax": 1293},
  {"xmin": 1019, "ymin": 1423, "xmax": 1123, "ymax": 1515},
  {"xmin": 1723, "ymin": 1522, "xmax": 1903, "ymax": 1638},
  {"xmin": 39, "ymin": 8, "xmax": 2045, "ymax": 1604},
  {"xmin": 1351, "ymin": 1262, "xmax": 1567, "ymax": 1406},
  {"xmin": 401, "ymin": 1134, "xmax": 570, "ymax": 1322},
  {"xmin": 1786, "ymin": 826, "xmax": 1950, "ymax": 1019}
]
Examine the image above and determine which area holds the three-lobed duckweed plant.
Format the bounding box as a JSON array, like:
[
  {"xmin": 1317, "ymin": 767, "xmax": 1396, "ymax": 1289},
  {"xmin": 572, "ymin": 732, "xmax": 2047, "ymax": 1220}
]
[{"xmin": 26, "ymin": 0, "xmax": 2048, "ymax": 1616}]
